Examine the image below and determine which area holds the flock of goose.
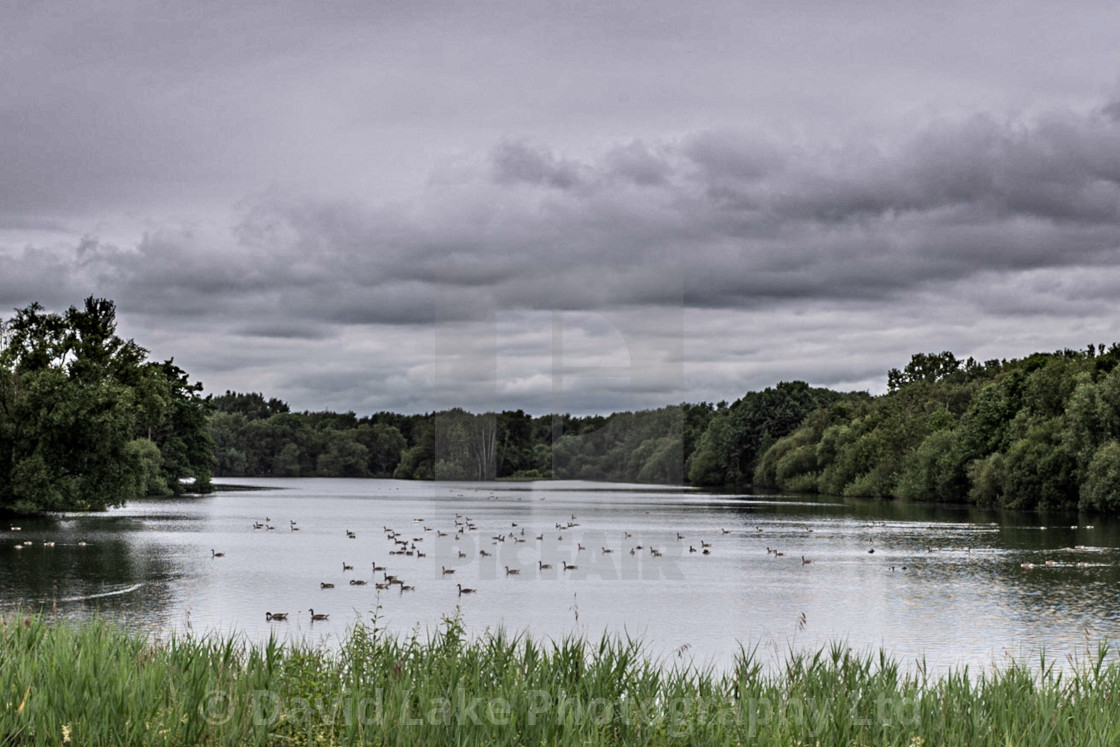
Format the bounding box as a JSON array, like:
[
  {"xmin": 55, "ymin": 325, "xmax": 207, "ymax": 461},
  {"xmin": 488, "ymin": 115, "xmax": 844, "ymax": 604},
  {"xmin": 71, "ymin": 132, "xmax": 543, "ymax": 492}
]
[
  {"xmin": 224, "ymin": 509, "xmax": 728, "ymax": 623},
  {"xmin": 11, "ymin": 496, "xmax": 1107, "ymax": 631},
  {"xmin": 201, "ymin": 510, "xmax": 1109, "ymax": 623}
]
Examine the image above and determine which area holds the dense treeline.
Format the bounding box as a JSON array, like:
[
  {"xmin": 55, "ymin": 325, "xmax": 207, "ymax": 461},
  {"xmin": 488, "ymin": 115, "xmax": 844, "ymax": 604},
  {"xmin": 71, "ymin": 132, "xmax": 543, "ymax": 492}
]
[
  {"xmin": 686, "ymin": 381, "xmax": 858, "ymax": 487},
  {"xmin": 0, "ymin": 299, "xmax": 214, "ymax": 514},
  {"xmin": 755, "ymin": 346, "xmax": 1120, "ymax": 512},
  {"xmin": 208, "ymin": 397, "xmax": 725, "ymax": 483},
  {"xmin": 210, "ymin": 344, "xmax": 1120, "ymax": 515},
  {"xmin": 207, "ymin": 382, "xmax": 836, "ymax": 487},
  {"xmin": 209, "ymin": 395, "xmax": 407, "ymax": 479}
]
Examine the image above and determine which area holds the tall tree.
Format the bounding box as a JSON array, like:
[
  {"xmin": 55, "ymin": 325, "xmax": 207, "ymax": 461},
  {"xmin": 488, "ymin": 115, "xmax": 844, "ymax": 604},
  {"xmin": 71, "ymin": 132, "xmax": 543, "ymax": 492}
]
[
  {"xmin": 0, "ymin": 298, "xmax": 211, "ymax": 512},
  {"xmin": 144, "ymin": 361, "xmax": 215, "ymax": 493}
]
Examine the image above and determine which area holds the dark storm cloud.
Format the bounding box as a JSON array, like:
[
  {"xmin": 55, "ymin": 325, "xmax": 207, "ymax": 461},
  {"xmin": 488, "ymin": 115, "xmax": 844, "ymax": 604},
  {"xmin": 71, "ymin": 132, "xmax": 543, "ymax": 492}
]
[
  {"xmin": 231, "ymin": 321, "xmax": 332, "ymax": 341},
  {"xmin": 7, "ymin": 101, "xmax": 1120, "ymax": 334}
]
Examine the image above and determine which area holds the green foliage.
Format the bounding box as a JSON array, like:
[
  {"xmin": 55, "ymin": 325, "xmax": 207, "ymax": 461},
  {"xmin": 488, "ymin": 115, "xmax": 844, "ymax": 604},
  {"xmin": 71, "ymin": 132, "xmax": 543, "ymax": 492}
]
[
  {"xmin": 956, "ymin": 377, "xmax": 1022, "ymax": 457},
  {"xmin": 689, "ymin": 382, "xmax": 847, "ymax": 487},
  {"xmin": 998, "ymin": 418, "xmax": 1078, "ymax": 510},
  {"xmin": 0, "ymin": 298, "xmax": 212, "ymax": 513},
  {"xmin": 355, "ymin": 423, "xmax": 406, "ymax": 476},
  {"xmin": 126, "ymin": 438, "xmax": 171, "ymax": 497},
  {"xmin": 817, "ymin": 419, "xmax": 882, "ymax": 496},
  {"xmin": 1081, "ymin": 440, "xmax": 1120, "ymax": 512},
  {"xmin": 211, "ymin": 400, "xmax": 707, "ymax": 485},
  {"xmin": 434, "ymin": 409, "xmax": 498, "ymax": 480},
  {"xmin": 886, "ymin": 350, "xmax": 963, "ymax": 391},
  {"xmin": 394, "ymin": 420, "xmax": 434, "ymax": 480},
  {"xmin": 687, "ymin": 410, "xmax": 733, "ymax": 486},
  {"xmin": 145, "ymin": 361, "xmax": 215, "ymax": 494},
  {"xmin": 208, "ymin": 407, "xmax": 411, "ymax": 479},
  {"xmin": 495, "ymin": 409, "xmax": 534, "ymax": 475},
  {"xmin": 894, "ymin": 428, "xmax": 967, "ymax": 502},
  {"xmin": 273, "ymin": 442, "xmax": 303, "ymax": 477},
  {"xmin": 968, "ymin": 452, "xmax": 1005, "ymax": 506},
  {"xmin": 756, "ymin": 346, "xmax": 1120, "ymax": 512},
  {"xmin": 212, "ymin": 390, "xmax": 290, "ymax": 418},
  {"xmin": 1065, "ymin": 371, "xmax": 1120, "ymax": 472},
  {"xmin": 754, "ymin": 425, "xmax": 816, "ymax": 490},
  {"xmin": 549, "ymin": 406, "xmax": 691, "ymax": 483},
  {"xmin": 316, "ymin": 431, "xmax": 370, "ymax": 477}
]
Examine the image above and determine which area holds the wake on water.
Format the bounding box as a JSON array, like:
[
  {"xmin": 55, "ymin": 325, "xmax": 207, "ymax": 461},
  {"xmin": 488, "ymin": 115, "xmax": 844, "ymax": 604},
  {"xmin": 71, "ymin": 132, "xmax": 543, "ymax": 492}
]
[{"xmin": 0, "ymin": 582, "xmax": 144, "ymax": 608}]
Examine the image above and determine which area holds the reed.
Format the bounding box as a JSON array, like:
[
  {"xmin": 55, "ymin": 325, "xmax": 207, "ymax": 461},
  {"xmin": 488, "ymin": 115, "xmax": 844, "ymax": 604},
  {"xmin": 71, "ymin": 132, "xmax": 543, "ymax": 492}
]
[{"xmin": 3, "ymin": 611, "xmax": 1120, "ymax": 745}]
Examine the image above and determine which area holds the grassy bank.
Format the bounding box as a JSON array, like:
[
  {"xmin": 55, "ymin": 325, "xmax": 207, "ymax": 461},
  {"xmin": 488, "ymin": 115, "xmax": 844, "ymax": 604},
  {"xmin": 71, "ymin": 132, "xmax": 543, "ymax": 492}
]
[{"xmin": 3, "ymin": 612, "xmax": 1120, "ymax": 745}]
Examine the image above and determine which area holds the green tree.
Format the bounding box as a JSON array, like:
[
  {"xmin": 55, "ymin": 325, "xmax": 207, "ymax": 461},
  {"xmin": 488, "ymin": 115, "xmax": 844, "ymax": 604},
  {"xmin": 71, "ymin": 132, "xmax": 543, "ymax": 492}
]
[
  {"xmin": 0, "ymin": 298, "xmax": 210, "ymax": 512},
  {"xmin": 354, "ymin": 423, "xmax": 406, "ymax": 477},
  {"xmin": 887, "ymin": 351, "xmax": 962, "ymax": 391},
  {"xmin": 394, "ymin": 419, "xmax": 435, "ymax": 480},
  {"xmin": 894, "ymin": 428, "xmax": 967, "ymax": 502},
  {"xmin": 211, "ymin": 391, "xmax": 290, "ymax": 419},
  {"xmin": 1065, "ymin": 371, "xmax": 1120, "ymax": 474},
  {"xmin": 496, "ymin": 409, "xmax": 534, "ymax": 476},
  {"xmin": 316, "ymin": 431, "xmax": 370, "ymax": 477},
  {"xmin": 273, "ymin": 442, "xmax": 303, "ymax": 477},
  {"xmin": 143, "ymin": 361, "xmax": 214, "ymax": 494},
  {"xmin": 126, "ymin": 438, "xmax": 171, "ymax": 497},
  {"xmin": 1081, "ymin": 440, "xmax": 1120, "ymax": 512},
  {"xmin": 691, "ymin": 382, "xmax": 848, "ymax": 487}
]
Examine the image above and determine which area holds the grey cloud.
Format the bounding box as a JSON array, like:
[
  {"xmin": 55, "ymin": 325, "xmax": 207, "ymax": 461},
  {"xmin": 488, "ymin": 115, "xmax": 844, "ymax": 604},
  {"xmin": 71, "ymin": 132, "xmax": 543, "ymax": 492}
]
[
  {"xmin": 0, "ymin": 216, "xmax": 70, "ymax": 233},
  {"xmin": 682, "ymin": 131, "xmax": 785, "ymax": 183},
  {"xmin": 19, "ymin": 100, "xmax": 1120, "ymax": 332},
  {"xmin": 290, "ymin": 281, "xmax": 436, "ymax": 327},
  {"xmin": 491, "ymin": 141, "xmax": 583, "ymax": 190},
  {"xmin": 1102, "ymin": 98, "xmax": 1120, "ymax": 123},
  {"xmin": 12, "ymin": 101, "xmax": 1120, "ymax": 329},
  {"xmin": 774, "ymin": 111, "xmax": 1120, "ymax": 226},
  {"xmin": 231, "ymin": 321, "xmax": 334, "ymax": 340},
  {"xmin": 603, "ymin": 141, "xmax": 674, "ymax": 186}
]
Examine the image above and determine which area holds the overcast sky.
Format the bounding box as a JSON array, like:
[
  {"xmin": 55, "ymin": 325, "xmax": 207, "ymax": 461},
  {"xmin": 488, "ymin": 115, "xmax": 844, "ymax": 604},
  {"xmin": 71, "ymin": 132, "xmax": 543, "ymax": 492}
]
[{"xmin": 3, "ymin": 1, "xmax": 1120, "ymax": 415}]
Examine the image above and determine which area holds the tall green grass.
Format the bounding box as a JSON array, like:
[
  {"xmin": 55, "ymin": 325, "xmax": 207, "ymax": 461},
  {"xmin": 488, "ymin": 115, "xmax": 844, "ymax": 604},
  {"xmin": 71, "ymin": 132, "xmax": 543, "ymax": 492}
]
[{"xmin": 4, "ymin": 609, "xmax": 1120, "ymax": 745}]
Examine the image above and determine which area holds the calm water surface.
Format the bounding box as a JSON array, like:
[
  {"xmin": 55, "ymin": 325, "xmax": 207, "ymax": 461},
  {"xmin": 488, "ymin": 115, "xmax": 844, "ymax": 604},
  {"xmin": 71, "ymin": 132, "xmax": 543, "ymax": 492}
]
[{"xmin": 4, "ymin": 478, "xmax": 1120, "ymax": 673}]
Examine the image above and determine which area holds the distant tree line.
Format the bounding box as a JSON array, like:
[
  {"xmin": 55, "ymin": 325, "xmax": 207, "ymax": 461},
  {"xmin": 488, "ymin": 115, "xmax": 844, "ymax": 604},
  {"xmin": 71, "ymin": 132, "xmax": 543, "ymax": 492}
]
[
  {"xmin": 210, "ymin": 344, "xmax": 1120, "ymax": 515},
  {"xmin": 0, "ymin": 299, "xmax": 214, "ymax": 514},
  {"xmin": 206, "ymin": 382, "xmax": 838, "ymax": 487},
  {"xmin": 207, "ymin": 397, "xmax": 724, "ymax": 483}
]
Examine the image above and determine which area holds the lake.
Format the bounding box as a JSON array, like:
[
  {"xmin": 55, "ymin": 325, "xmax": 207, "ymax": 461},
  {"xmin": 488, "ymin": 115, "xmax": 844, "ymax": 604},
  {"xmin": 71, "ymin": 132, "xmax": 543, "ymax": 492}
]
[{"xmin": 3, "ymin": 478, "xmax": 1119, "ymax": 673}]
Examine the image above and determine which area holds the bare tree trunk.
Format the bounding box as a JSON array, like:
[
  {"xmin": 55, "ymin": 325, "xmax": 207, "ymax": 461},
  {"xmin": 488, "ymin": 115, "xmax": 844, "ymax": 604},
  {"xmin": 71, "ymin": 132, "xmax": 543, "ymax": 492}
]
[{"xmin": 469, "ymin": 414, "xmax": 497, "ymax": 480}]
